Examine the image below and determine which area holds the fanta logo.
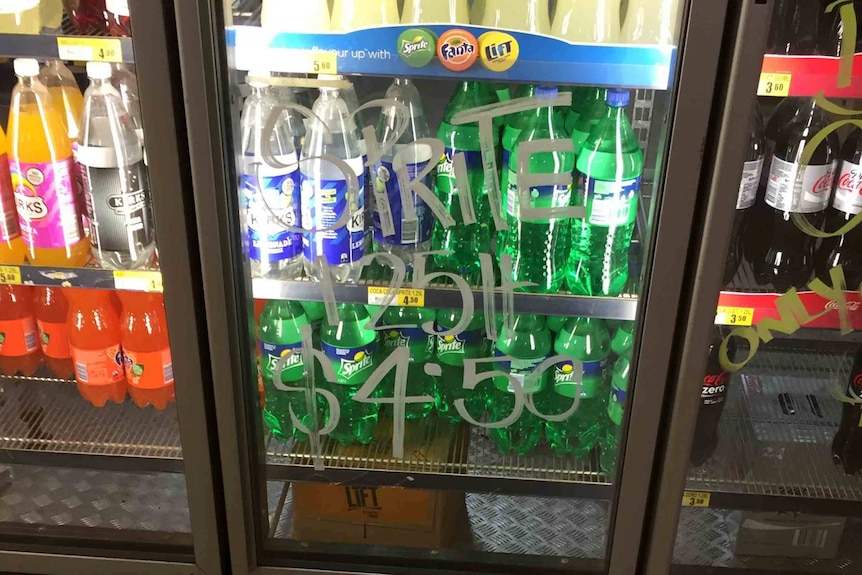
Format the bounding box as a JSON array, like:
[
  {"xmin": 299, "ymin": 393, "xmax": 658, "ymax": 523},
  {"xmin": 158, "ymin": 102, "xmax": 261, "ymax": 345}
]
[
  {"xmin": 838, "ymin": 169, "xmax": 862, "ymax": 194},
  {"xmin": 479, "ymin": 31, "xmax": 519, "ymax": 72},
  {"xmin": 341, "ymin": 352, "xmax": 373, "ymax": 379},
  {"xmin": 437, "ymin": 29, "xmax": 478, "ymax": 72}
]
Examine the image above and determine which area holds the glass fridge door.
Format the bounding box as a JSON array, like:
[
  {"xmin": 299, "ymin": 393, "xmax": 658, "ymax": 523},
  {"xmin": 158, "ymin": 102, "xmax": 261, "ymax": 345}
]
[
  {"xmin": 0, "ymin": 1, "xmax": 221, "ymax": 572},
  {"xmin": 179, "ymin": 0, "xmax": 729, "ymax": 573}
]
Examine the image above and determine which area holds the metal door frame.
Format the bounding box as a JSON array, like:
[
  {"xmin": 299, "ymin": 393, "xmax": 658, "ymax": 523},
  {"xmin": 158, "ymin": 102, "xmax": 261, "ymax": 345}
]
[{"xmin": 0, "ymin": 1, "xmax": 227, "ymax": 574}]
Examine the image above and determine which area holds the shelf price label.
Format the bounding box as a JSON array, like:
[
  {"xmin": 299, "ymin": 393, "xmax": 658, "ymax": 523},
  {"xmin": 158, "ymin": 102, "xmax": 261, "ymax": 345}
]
[
  {"xmin": 57, "ymin": 37, "xmax": 123, "ymax": 63},
  {"xmin": 757, "ymin": 73, "xmax": 792, "ymax": 97},
  {"xmin": 0, "ymin": 265, "xmax": 21, "ymax": 285},
  {"xmin": 682, "ymin": 491, "xmax": 711, "ymax": 508},
  {"xmin": 269, "ymin": 48, "xmax": 338, "ymax": 75},
  {"xmin": 715, "ymin": 306, "xmax": 754, "ymax": 326},
  {"xmin": 368, "ymin": 286, "xmax": 425, "ymax": 308},
  {"xmin": 113, "ymin": 270, "xmax": 163, "ymax": 293}
]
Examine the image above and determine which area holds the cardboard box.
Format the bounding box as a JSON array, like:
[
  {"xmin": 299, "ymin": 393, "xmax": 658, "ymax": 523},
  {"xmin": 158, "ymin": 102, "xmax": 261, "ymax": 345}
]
[{"xmin": 736, "ymin": 512, "xmax": 847, "ymax": 559}]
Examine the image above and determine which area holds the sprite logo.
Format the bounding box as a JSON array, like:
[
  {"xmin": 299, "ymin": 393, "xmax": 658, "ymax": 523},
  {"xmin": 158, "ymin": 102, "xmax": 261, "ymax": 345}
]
[
  {"xmin": 437, "ymin": 334, "xmax": 466, "ymax": 355},
  {"xmin": 267, "ymin": 348, "xmax": 302, "ymax": 372},
  {"xmin": 340, "ymin": 350, "xmax": 374, "ymax": 380},
  {"xmin": 554, "ymin": 361, "xmax": 575, "ymax": 384},
  {"xmin": 384, "ymin": 329, "xmax": 410, "ymax": 351},
  {"xmin": 397, "ymin": 28, "xmax": 436, "ymax": 68}
]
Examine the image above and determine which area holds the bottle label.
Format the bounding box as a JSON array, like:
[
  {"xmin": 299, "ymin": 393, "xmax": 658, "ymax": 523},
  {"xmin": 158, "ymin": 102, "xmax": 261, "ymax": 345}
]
[
  {"xmin": 765, "ymin": 157, "xmax": 835, "ymax": 213},
  {"xmin": 242, "ymin": 154, "xmax": 301, "ymax": 264},
  {"xmin": 833, "ymin": 159, "xmax": 862, "ymax": 215},
  {"xmin": 848, "ymin": 372, "xmax": 862, "ymax": 401},
  {"xmin": 608, "ymin": 382, "xmax": 626, "ymax": 425},
  {"xmin": 0, "ymin": 154, "xmax": 20, "ymax": 243},
  {"xmin": 506, "ymin": 171, "xmax": 572, "ymax": 221},
  {"xmin": 736, "ymin": 158, "xmax": 764, "ymax": 209},
  {"xmin": 36, "ymin": 319, "xmax": 71, "ymax": 359},
  {"xmin": 12, "ymin": 159, "xmax": 83, "ymax": 249},
  {"xmin": 301, "ymin": 157, "xmax": 365, "ymax": 267},
  {"xmin": 322, "ymin": 341, "xmax": 376, "ymax": 385},
  {"xmin": 260, "ymin": 340, "xmax": 304, "ymax": 382},
  {"xmin": 435, "ymin": 328, "xmax": 485, "ymax": 363},
  {"xmin": 581, "ymin": 175, "xmax": 640, "ymax": 227},
  {"xmin": 0, "ymin": 317, "xmax": 39, "ymax": 357},
  {"xmin": 81, "ymin": 160, "xmax": 155, "ymax": 254},
  {"xmin": 494, "ymin": 348, "xmax": 547, "ymax": 394},
  {"xmin": 372, "ymin": 157, "xmax": 433, "ymax": 246},
  {"xmin": 701, "ymin": 371, "xmax": 729, "ymax": 405},
  {"xmin": 124, "ymin": 347, "xmax": 174, "ymax": 388},
  {"xmin": 381, "ymin": 326, "xmax": 434, "ymax": 361},
  {"xmin": 553, "ymin": 358, "xmax": 607, "ymax": 399},
  {"xmin": 106, "ymin": 0, "xmax": 130, "ymax": 16},
  {"xmin": 71, "ymin": 345, "xmax": 125, "ymax": 385},
  {"xmin": 436, "ymin": 147, "xmax": 482, "ymax": 195}
]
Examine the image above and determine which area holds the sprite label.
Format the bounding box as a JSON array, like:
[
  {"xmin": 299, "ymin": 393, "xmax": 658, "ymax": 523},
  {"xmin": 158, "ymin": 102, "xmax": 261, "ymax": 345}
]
[
  {"xmin": 322, "ymin": 341, "xmax": 376, "ymax": 385},
  {"xmin": 494, "ymin": 348, "xmax": 547, "ymax": 394},
  {"xmin": 260, "ymin": 341, "xmax": 304, "ymax": 383},
  {"xmin": 608, "ymin": 382, "xmax": 627, "ymax": 425},
  {"xmin": 554, "ymin": 358, "xmax": 606, "ymax": 398},
  {"xmin": 381, "ymin": 327, "xmax": 434, "ymax": 361},
  {"xmin": 581, "ymin": 176, "xmax": 640, "ymax": 227}
]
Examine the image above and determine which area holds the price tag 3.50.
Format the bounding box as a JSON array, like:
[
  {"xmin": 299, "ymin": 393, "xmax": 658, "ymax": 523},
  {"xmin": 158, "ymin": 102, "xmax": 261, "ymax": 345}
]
[
  {"xmin": 682, "ymin": 491, "xmax": 711, "ymax": 508},
  {"xmin": 368, "ymin": 286, "xmax": 425, "ymax": 307},
  {"xmin": 113, "ymin": 270, "xmax": 164, "ymax": 293},
  {"xmin": 0, "ymin": 265, "xmax": 21, "ymax": 285},
  {"xmin": 715, "ymin": 306, "xmax": 754, "ymax": 326},
  {"xmin": 757, "ymin": 73, "xmax": 792, "ymax": 97},
  {"xmin": 57, "ymin": 37, "xmax": 123, "ymax": 63}
]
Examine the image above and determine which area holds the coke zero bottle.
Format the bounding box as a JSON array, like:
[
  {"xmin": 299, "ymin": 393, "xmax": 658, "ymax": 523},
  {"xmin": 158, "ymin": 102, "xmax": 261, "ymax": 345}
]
[
  {"xmin": 832, "ymin": 345, "xmax": 862, "ymax": 475},
  {"xmin": 691, "ymin": 330, "xmax": 736, "ymax": 466},
  {"xmin": 753, "ymin": 98, "xmax": 839, "ymax": 292},
  {"xmin": 816, "ymin": 128, "xmax": 862, "ymax": 289},
  {"xmin": 768, "ymin": 0, "xmax": 820, "ymax": 55}
]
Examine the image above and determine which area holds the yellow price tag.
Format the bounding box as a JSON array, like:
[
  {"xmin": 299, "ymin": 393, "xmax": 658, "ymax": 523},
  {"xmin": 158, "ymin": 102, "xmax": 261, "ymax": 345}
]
[
  {"xmin": 0, "ymin": 265, "xmax": 22, "ymax": 285},
  {"xmin": 368, "ymin": 287, "xmax": 425, "ymax": 307},
  {"xmin": 682, "ymin": 491, "xmax": 711, "ymax": 508},
  {"xmin": 113, "ymin": 270, "xmax": 163, "ymax": 293},
  {"xmin": 715, "ymin": 306, "xmax": 754, "ymax": 326},
  {"xmin": 57, "ymin": 37, "xmax": 123, "ymax": 63},
  {"xmin": 272, "ymin": 48, "xmax": 338, "ymax": 75},
  {"xmin": 757, "ymin": 73, "xmax": 792, "ymax": 97}
]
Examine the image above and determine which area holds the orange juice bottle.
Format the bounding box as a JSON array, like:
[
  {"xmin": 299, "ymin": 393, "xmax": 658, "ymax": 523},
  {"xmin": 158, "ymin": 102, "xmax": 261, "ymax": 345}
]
[
  {"xmin": 34, "ymin": 286, "xmax": 74, "ymax": 379},
  {"xmin": 66, "ymin": 288, "xmax": 126, "ymax": 406},
  {"xmin": 8, "ymin": 58, "xmax": 89, "ymax": 267},
  {"xmin": 0, "ymin": 126, "xmax": 26, "ymax": 264},
  {"xmin": 118, "ymin": 291, "xmax": 175, "ymax": 409},
  {"xmin": 0, "ymin": 285, "xmax": 41, "ymax": 376}
]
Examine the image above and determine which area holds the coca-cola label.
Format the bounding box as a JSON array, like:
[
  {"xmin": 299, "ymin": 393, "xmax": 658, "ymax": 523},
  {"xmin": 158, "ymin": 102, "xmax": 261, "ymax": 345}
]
[
  {"xmin": 736, "ymin": 158, "xmax": 764, "ymax": 209},
  {"xmin": 701, "ymin": 371, "xmax": 729, "ymax": 405},
  {"xmin": 848, "ymin": 372, "xmax": 862, "ymax": 401},
  {"xmin": 832, "ymin": 159, "xmax": 862, "ymax": 215},
  {"xmin": 765, "ymin": 156, "xmax": 836, "ymax": 213}
]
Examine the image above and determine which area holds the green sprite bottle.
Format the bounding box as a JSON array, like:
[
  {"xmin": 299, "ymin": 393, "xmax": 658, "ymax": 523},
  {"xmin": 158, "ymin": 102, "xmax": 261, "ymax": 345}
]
[
  {"xmin": 568, "ymin": 89, "xmax": 644, "ymax": 296},
  {"xmin": 378, "ymin": 306, "xmax": 437, "ymax": 420},
  {"xmin": 610, "ymin": 321, "xmax": 635, "ymax": 359},
  {"xmin": 502, "ymin": 85, "xmax": 574, "ymax": 293},
  {"xmin": 570, "ymin": 87, "xmax": 608, "ymax": 153},
  {"xmin": 563, "ymin": 86, "xmax": 588, "ymax": 135},
  {"xmin": 300, "ymin": 301, "xmax": 325, "ymax": 348},
  {"xmin": 545, "ymin": 317, "xmax": 611, "ymax": 458},
  {"xmin": 321, "ymin": 303, "xmax": 379, "ymax": 446},
  {"xmin": 600, "ymin": 351, "xmax": 631, "ymax": 475},
  {"xmin": 546, "ymin": 315, "xmax": 567, "ymax": 336},
  {"xmin": 500, "ymin": 84, "xmax": 537, "ymax": 197},
  {"xmin": 487, "ymin": 314, "xmax": 551, "ymax": 455},
  {"xmin": 434, "ymin": 309, "xmax": 488, "ymax": 423}
]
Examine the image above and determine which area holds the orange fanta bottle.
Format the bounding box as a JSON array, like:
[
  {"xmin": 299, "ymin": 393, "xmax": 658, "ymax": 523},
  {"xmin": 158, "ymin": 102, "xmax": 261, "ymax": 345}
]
[
  {"xmin": 34, "ymin": 286, "xmax": 74, "ymax": 379},
  {"xmin": 118, "ymin": 291, "xmax": 175, "ymax": 409},
  {"xmin": 0, "ymin": 126, "xmax": 26, "ymax": 264},
  {"xmin": 0, "ymin": 285, "xmax": 41, "ymax": 376},
  {"xmin": 66, "ymin": 288, "xmax": 126, "ymax": 406}
]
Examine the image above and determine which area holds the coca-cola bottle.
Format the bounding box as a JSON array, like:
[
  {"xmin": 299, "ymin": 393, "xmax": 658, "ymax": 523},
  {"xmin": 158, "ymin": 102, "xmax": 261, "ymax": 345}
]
[
  {"xmin": 725, "ymin": 107, "xmax": 766, "ymax": 286},
  {"xmin": 753, "ymin": 98, "xmax": 839, "ymax": 292},
  {"xmin": 832, "ymin": 345, "xmax": 862, "ymax": 475},
  {"xmin": 690, "ymin": 330, "xmax": 736, "ymax": 466},
  {"xmin": 816, "ymin": 128, "xmax": 862, "ymax": 289},
  {"xmin": 767, "ymin": 0, "xmax": 821, "ymax": 55},
  {"xmin": 819, "ymin": 0, "xmax": 862, "ymax": 56}
]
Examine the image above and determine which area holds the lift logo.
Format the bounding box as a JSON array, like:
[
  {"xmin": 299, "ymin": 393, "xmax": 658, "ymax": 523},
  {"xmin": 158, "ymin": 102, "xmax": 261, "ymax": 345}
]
[
  {"xmin": 479, "ymin": 31, "xmax": 519, "ymax": 72},
  {"xmin": 437, "ymin": 29, "xmax": 478, "ymax": 72},
  {"xmin": 345, "ymin": 486, "xmax": 382, "ymax": 515},
  {"xmin": 398, "ymin": 28, "xmax": 436, "ymax": 68}
]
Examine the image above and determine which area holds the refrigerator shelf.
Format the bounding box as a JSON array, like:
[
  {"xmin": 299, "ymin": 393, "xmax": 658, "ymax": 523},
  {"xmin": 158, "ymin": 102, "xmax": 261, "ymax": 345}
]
[
  {"xmin": 266, "ymin": 418, "xmax": 613, "ymax": 499},
  {"xmin": 0, "ymin": 376, "xmax": 183, "ymax": 473},
  {"xmin": 252, "ymin": 278, "xmax": 638, "ymax": 321},
  {"xmin": 0, "ymin": 34, "xmax": 133, "ymax": 64},
  {"xmin": 757, "ymin": 53, "xmax": 862, "ymax": 98},
  {"xmin": 227, "ymin": 25, "xmax": 676, "ymax": 89},
  {"xmin": 0, "ymin": 264, "xmax": 163, "ymax": 293},
  {"xmin": 685, "ymin": 347, "xmax": 862, "ymax": 517}
]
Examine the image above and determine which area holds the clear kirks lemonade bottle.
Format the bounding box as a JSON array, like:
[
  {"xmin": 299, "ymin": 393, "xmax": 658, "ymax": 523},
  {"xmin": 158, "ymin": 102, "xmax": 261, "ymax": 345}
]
[
  {"xmin": 331, "ymin": 0, "xmax": 399, "ymax": 30},
  {"xmin": 402, "ymin": 0, "xmax": 469, "ymax": 24},
  {"xmin": 9, "ymin": 58, "xmax": 89, "ymax": 267},
  {"xmin": 0, "ymin": 126, "xmax": 25, "ymax": 264}
]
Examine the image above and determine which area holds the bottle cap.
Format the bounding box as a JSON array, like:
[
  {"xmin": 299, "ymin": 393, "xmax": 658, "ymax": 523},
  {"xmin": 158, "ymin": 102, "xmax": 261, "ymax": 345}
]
[
  {"xmin": 606, "ymin": 89, "xmax": 630, "ymax": 107},
  {"xmin": 13, "ymin": 58, "xmax": 39, "ymax": 77},
  {"xmin": 536, "ymin": 85, "xmax": 558, "ymax": 99},
  {"xmin": 246, "ymin": 70, "xmax": 271, "ymax": 88},
  {"xmin": 86, "ymin": 61, "xmax": 113, "ymax": 80}
]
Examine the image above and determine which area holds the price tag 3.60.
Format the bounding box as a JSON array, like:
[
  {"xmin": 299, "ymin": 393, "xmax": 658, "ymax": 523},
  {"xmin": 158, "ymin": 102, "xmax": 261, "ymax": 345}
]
[{"xmin": 758, "ymin": 73, "xmax": 792, "ymax": 97}]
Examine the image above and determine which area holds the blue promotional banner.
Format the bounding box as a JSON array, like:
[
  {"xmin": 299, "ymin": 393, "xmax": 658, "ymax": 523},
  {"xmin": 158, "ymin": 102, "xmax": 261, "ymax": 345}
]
[{"xmin": 227, "ymin": 25, "xmax": 677, "ymax": 89}]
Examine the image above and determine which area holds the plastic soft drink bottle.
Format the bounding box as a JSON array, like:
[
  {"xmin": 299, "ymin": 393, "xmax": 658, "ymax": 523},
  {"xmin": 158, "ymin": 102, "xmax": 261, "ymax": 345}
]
[
  {"xmin": 40, "ymin": 60, "xmax": 84, "ymax": 148},
  {"xmin": 546, "ymin": 314, "xmax": 566, "ymax": 335},
  {"xmin": 690, "ymin": 330, "xmax": 735, "ymax": 466},
  {"xmin": 301, "ymin": 77, "xmax": 367, "ymax": 283},
  {"xmin": 79, "ymin": 62, "xmax": 156, "ymax": 270},
  {"xmin": 300, "ymin": 300, "xmax": 325, "ymax": 348},
  {"xmin": 481, "ymin": 0, "xmax": 551, "ymax": 34},
  {"xmin": 9, "ymin": 58, "xmax": 89, "ymax": 267},
  {"xmin": 0, "ymin": 126, "xmax": 25, "ymax": 264},
  {"xmin": 500, "ymin": 84, "xmax": 536, "ymax": 199},
  {"xmin": 503, "ymin": 86, "xmax": 573, "ymax": 293},
  {"xmin": 470, "ymin": 0, "xmax": 484, "ymax": 23},
  {"xmin": 433, "ymin": 81, "xmax": 497, "ymax": 280},
  {"xmin": 63, "ymin": 0, "xmax": 108, "ymax": 34},
  {"xmin": 66, "ymin": 288, "xmax": 126, "ymax": 406},
  {"xmin": 832, "ymin": 344, "xmax": 862, "ymax": 474},
  {"xmin": 262, "ymin": 0, "xmax": 331, "ymax": 31},
  {"xmin": 331, "ymin": 0, "xmax": 399, "ymax": 30},
  {"xmin": 568, "ymin": 90, "xmax": 643, "ymax": 296},
  {"xmin": 621, "ymin": 0, "xmax": 681, "ymax": 44},
  {"xmin": 321, "ymin": 303, "xmax": 378, "ymax": 445},
  {"xmin": 111, "ymin": 64, "xmax": 144, "ymax": 146},
  {"xmin": 402, "ymin": 0, "xmax": 469, "ymax": 23},
  {"xmin": 488, "ymin": 314, "xmax": 551, "ymax": 455},
  {"xmin": 552, "ymin": 0, "xmax": 621, "ymax": 43},
  {"xmin": 0, "ymin": 0, "xmax": 41, "ymax": 34},
  {"xmin": 105, "ymin": 0, "xmax": 131, "ymax": 36},
  {"xmin": 434, "ymin": 309, "xmax": 487, "ymax": 423},
  {"xmin": 610, "ymin": 321, "xmax": 634, "ymax": 358},
  {"xmin": 373, "ymin": 79, "xmax": 435, "ymax": 263},
  {"xmin": 599, "ymin": 349, "xmax": 630, "ymax": 474},
  {"xmin": 41, "ymin": 0, "xmax": 62, "ymax": 32},
  {"xmin": 379, "ymin": 306, "xmax": 436, "ymax": 420},
  {"xmin": 270, "ymin": 81, "xmax": 307, "ymax": 156},
  {"xmin": 545, "ymin": 317, "xmax": 610, "ymax": 457},
  {"xmin": 571, "ymin": 87, "xmax": 607, "ymax": 154},
  {"xmin": 34, "ymin": 287, "xmax": 73, "ymax": 378},
  {"xmin": 0, "ymin": 285, "xmax": 40, "ymax": 376},
  {"xmin": 118, "ymin": 292, "xmax": 175, "ymax": 409}
]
